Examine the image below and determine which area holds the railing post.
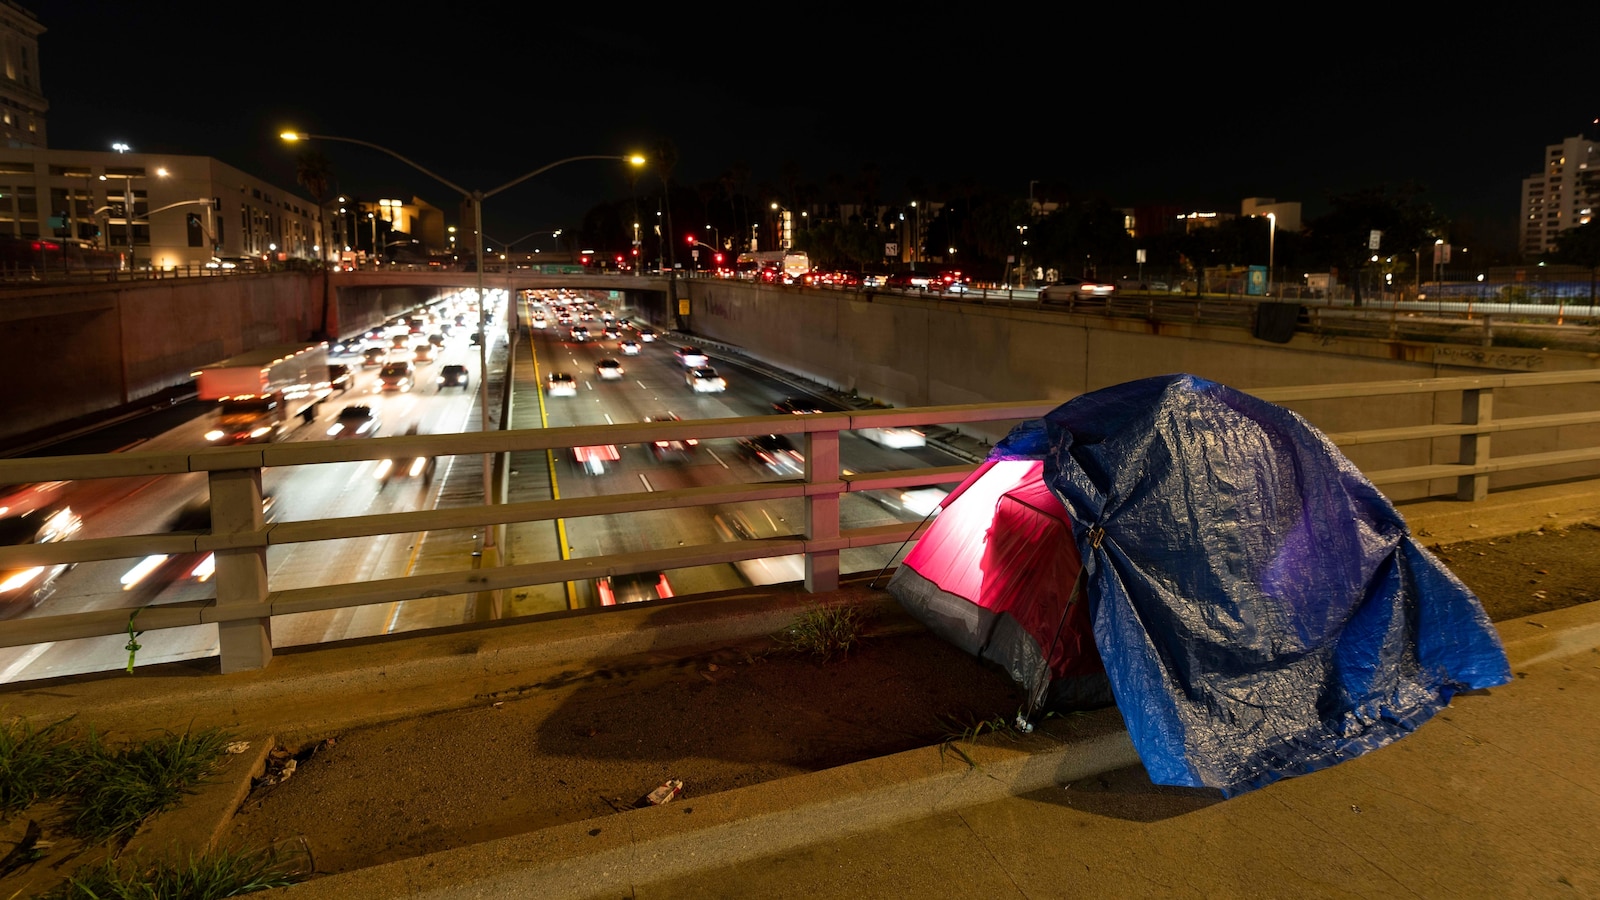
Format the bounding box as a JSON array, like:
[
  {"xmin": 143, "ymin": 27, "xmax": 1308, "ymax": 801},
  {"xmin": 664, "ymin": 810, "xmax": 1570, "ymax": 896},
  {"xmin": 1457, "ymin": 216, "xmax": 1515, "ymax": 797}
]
[
  {"xmin": 209, "ymin": 466, "xmax": 272, "ymax": 671},
  {"xmin": 1457, "ymin": 388, "xmax": 1492, "ymax": 501},
  {"xmin": 803, "ymin": 429, "xmax": 841, "ymax": 592}
]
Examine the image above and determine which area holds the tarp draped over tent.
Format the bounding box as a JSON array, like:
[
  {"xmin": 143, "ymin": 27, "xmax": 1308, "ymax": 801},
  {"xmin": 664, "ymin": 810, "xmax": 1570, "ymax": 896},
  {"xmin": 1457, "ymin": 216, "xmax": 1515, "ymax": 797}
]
[{"xmin": 890, "ymin": 374, "xmax": 1511, "ymax": 796}]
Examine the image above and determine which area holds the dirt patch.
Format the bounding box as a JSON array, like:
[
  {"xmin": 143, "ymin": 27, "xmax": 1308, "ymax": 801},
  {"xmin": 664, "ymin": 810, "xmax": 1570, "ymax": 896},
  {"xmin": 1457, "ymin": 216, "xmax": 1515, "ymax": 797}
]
[
  {"xmin": 223, "ymin": 629, "xmax": 1026, "ymax": 877},
  {"xmin": 3, "ymin": 522, "xmax": 1577, "ymax": 891}
]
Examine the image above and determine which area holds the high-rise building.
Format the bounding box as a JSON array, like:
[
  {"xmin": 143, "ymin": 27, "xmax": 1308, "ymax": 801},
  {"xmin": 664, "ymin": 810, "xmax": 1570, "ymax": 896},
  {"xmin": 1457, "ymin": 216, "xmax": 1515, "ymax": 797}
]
[
  {"xmin": 0, "ymin": 1, "xmax": 45, "ymax": 149},
  {"xmin": 1518, "ymin": 134, "xmax": 1599, "ymax": 259}
]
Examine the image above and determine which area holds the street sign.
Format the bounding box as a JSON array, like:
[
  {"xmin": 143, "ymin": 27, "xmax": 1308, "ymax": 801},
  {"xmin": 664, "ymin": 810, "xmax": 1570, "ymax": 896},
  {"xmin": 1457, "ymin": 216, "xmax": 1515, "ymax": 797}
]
[
  {"xmin": 885, "ymin": 242, "xmax": 899, "ymax": 257},
  {"xmin": 1136, "ymin": 249, "xmax": 1147, "ymax": 264},
  {"xmin": 1368, "ymin": 230, "xmax": 1383, "ymax": 250}
]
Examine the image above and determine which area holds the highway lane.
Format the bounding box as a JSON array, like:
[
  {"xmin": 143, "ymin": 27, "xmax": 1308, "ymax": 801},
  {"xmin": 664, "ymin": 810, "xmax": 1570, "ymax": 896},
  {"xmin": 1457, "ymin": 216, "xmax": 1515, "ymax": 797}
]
[
  {"xmin": 0, "ymin": 292, "xmax": 506, "ymax": 682},
  {"xmin": 0, "ymin": 287, "xmax": 959, "ymax": 679},
  {"xmin": 515, "ymin": 292, "xmax": 959, "ymax": 609}
]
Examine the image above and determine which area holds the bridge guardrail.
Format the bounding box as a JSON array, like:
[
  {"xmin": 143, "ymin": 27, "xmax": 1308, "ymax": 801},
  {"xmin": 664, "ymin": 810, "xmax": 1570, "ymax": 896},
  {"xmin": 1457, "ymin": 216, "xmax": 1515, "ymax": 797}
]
[{"xmin": 2, "ymin": 370, "xmax": 1600, "ymax": 677}]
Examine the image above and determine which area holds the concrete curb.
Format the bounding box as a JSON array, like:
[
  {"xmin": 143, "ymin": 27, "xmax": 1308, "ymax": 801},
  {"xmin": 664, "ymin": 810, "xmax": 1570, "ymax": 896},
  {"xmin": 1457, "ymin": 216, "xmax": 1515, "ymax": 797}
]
[{"xmin": 275, "ymin": 711, "xmax": 1140, "ymax": 899}]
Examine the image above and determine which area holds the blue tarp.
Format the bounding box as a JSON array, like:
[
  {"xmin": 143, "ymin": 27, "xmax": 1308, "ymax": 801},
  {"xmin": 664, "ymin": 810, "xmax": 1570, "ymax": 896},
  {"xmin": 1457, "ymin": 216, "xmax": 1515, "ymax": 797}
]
[{"xmin": 990, "ymin": 374, "xmax": 1511, "ymax": 795}]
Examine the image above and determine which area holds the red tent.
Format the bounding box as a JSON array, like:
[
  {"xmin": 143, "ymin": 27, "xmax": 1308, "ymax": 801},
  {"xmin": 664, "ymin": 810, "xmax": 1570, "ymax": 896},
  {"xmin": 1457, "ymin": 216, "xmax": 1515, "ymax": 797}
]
[{"xmin": 892, "ymin": 459, "xmax": 1108, "ymax": 710}]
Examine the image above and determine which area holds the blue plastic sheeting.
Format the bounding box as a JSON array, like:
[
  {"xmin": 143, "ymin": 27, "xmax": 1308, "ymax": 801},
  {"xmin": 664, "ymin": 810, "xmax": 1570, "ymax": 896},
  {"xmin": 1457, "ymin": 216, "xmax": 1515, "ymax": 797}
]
[{"xmin": 1015, "ymin": 374, "xmax": 1510, "ymax": 796}]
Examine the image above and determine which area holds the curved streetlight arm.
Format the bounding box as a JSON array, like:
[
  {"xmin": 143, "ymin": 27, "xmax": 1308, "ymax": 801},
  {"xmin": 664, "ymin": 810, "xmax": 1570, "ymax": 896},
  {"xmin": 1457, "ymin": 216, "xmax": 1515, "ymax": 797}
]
[
  {"xmin": 283, "ymin": 132, "xmax": 471, "ymax": 198},
  {"xmin": 484, "ymin": 155, "xmax": 638, "ymax": 201}
]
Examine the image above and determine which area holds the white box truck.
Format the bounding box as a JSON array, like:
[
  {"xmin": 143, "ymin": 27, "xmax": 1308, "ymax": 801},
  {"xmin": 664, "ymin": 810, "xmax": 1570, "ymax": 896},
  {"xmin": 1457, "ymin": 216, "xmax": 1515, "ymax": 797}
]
[{"xmin": 195, "ymin": 343, "xmax": 331, "ymax": 444}]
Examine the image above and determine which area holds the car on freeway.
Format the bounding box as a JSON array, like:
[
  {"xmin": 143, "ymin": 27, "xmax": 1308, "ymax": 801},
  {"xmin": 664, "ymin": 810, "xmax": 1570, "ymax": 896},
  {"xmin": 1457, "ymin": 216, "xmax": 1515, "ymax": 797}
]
[
  {"xmin": 774, "ymin": 396, "xmax": 838, "ymax": 415},
  {"xmin": 619, "ymin": 339, "xmax": 641, "ymax": 356},
  {"xmin": 570, "ymin": 325, "xmax": 590, "ymax": 342},
  {"xmin": 602, "ymin": 324, "xmax": 621, "ymax": 340},
  {"xmin": 738, "ymin": 433, "xmax": 806, "ymax": 476},
  {"xmin": 389, "ymin": 334, "xmax": 409, "ymax": 349},
  {"xmin": 361, "ymin": 347, "xmax": 387, "ymax": 368},
  {"xmin": 0, "ymin": 505, "xmax": 83, "ymax": 612},
  {"xmin": 546, "ymin": 372, "xmax": 577, "ymax": 397},
  {"xmin": 595, "ymin": 359, "xmax": 625, "ymax": 380},
  {"xmin": 572, "ymin": 443, "xmax": 620, "ymax": 475},
  {"xmin": 642, "ymin": 411, "xmax": 697, "ymax": 460},
  {"xmin": 328, "ymin": 404, "xmax": 381, "ymax": 438},
  {"xmin": 532, "ymin": 313, "xmax": 548, "ymax": 329},
  {"xmin": 595, "ymin": 571, "xmax": 675, "ymax": 606},
  {"xmin": 860, "ymin": 425, "xmax": 928, "ymax": 449},
  {"xmin": 1038, "ymin": 277, "xmax": 1118, "ymax": 302},
  {"xmin": 375, "ymin": 424, "xmax": 436, "ymax": 488},
  {"xmin": 327, "ymin": 363, "xmax": 353, "ymax": 394},
  {"xmin": 674, "ymin": 345, "xmax": 708, "ymax": 367},
  {"xmin": 437, "ymin": 364, "xmax": 469, "ymax": 391},
  {"xmin": 637, "ymin": 327, "xmax": 657, "ymax": 342},
  {"xmin": 686, "ymin": 366, "xmax": 726, "ymax": 393},
  {"xmin": 378, "ymin": 361, "xmax": 414, "ymax": 392}
]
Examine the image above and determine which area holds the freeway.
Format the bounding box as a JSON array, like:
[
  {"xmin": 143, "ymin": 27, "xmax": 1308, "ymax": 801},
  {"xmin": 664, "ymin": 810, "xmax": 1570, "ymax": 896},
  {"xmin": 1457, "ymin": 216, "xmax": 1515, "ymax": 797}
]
[
  {"xmin": 0, "ymin": 292, "xmax": 504, "ymax": 683},
  {"xmin": 0, "ymin": 288, "xmax": 960, "ymax": 683}
]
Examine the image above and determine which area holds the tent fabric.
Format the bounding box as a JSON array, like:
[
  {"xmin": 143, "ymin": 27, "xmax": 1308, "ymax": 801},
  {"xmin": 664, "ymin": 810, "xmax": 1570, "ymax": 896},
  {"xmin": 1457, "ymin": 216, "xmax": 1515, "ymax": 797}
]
[
  {"xmin": 888, "ymin": 459, "xmax": 1111, "ymax": 711},
  {"xmin": 892, "ymin": 373, "xmax": 1511, "ymax": 797}
]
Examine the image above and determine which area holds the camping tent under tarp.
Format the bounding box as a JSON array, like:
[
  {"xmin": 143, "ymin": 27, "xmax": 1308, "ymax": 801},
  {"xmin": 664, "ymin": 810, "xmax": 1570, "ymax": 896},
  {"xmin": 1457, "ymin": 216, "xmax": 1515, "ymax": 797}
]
[{"xmin": 890, "ymin": 373, "xmax": 1511, "ymax": 796}]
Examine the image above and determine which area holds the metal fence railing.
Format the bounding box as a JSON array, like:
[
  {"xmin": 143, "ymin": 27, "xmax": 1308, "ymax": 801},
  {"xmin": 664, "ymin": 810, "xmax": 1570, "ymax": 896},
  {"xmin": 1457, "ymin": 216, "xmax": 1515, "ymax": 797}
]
[{"xmin": 3, "ymin": 369, "xmax": 1600, "ymax": 680}]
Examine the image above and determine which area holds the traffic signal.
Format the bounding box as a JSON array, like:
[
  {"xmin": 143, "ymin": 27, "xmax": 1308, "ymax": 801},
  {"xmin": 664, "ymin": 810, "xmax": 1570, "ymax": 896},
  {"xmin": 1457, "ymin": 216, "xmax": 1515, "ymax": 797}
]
[
  {"xmin": 580, "ymin": 254, "xmax": 590, "ymax": 266},
  {"xmin": 714, "ymin": 253, "xmax": 723, "ymax": 264},
  {"xmin": 686, "ymin": 234, "xmax": 696, "ymax": 245}
]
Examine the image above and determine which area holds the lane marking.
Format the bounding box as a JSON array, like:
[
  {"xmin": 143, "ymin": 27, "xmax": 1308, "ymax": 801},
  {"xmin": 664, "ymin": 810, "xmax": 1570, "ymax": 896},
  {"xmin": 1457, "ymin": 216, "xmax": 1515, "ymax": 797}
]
[
  {"xmin": 639, "ymin": 473, "xmax": 654, "ymax": 492},
  {"xmin": 706, "ymin": 448, "xmax": 730, "ymax": 469}
]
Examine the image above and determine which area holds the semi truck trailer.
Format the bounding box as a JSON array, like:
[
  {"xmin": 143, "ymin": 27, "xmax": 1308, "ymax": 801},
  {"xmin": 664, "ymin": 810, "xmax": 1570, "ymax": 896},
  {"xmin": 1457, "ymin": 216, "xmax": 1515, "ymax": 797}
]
[{"xmin": 195, "ymin": 343, "xmax": 331, "ymax": 444}]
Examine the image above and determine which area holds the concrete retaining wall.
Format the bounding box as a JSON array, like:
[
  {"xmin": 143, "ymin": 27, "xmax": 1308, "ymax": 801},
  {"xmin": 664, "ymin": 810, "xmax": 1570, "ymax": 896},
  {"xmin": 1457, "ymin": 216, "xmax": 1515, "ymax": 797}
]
[
  {"xmin": 682, "ymin": 280, "xmax": 1600, "ymax": 500},
  {"xmin": 0, "ymin": 275, "xmax": 445, "ymax": 447}
]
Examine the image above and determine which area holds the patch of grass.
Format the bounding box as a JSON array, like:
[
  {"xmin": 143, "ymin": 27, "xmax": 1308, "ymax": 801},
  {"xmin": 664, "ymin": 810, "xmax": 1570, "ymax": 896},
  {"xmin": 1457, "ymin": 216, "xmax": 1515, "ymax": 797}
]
[
  {"xmin": 0, "ymin": 715, "xmax": 76, "ymax": 816},
  {"xmin": 775, "ymin": 604, "xmax": 868, "ymax": 663},
  {"xmin": 936, "ymin": 710, "xmax": 1035, "ymax": 768},
  {"xmin": 39, "ymin": 844, "xmax": 309, "ymax": 899},
  {"xmin": 60, "ymin": 726, "xmax": 235, "ymax": 844}
]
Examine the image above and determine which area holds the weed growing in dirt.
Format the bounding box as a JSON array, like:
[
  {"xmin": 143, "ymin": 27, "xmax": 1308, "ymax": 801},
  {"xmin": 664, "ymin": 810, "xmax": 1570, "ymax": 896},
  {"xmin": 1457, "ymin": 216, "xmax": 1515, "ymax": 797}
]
[
  {"xmin": 0, "ymin": 715, "xmax": 76, "ymax": 816},
  {"xmin": 776, "ymin": 604, "xmax": 868, "ymax": 662},
  {"xmin": 936, "ymin": 710, "xmax": 1035, "ymax": 768},
  {"xmin": 39, "ymin": 844, "xmax": 308, "ymax": 899},
  {"xmin": 60, "ymin": 726, "xmax": 234, "ymax": 843}
]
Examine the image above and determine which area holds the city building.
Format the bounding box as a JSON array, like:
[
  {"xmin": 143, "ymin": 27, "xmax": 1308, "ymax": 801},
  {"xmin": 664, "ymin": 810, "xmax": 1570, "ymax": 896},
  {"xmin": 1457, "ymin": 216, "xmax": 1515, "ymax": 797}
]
[
  {"xmin": 0, "ymin": 1, "xmax": 44, "ymax": 150},
  {"xmin": 0, "ymin": 147, "xmax": 319, "ymax": 269},
  {"xmin": 1519, "ymin": 134, "xmax": 1599, "ymax": 259},
  {"xmin": 1240, "ymin": 197, "xmax": 1301, "ymax": 234}
]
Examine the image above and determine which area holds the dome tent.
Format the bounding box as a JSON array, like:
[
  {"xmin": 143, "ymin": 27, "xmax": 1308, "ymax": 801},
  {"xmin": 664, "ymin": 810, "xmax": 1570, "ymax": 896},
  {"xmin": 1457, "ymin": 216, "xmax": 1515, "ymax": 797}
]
[{"xmin": 889, "ymin": 374, "xmax": 1511, "ymax": 796}]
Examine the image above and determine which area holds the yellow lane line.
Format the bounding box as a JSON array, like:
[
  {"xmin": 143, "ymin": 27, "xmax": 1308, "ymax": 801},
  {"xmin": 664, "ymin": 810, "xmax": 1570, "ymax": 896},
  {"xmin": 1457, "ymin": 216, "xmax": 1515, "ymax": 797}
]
[{"xmin": 523, "ymin": 296, "xmax": 579, "ymax": 611}]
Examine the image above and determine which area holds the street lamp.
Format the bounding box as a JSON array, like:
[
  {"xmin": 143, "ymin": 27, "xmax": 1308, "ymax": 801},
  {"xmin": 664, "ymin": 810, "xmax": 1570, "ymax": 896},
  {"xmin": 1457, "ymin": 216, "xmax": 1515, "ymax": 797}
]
[
  {"xmin": 280, "ymin": 130, "xmax": 644, "ymax": 610},
  {"xmin": 1266, "ymin": 212, "xmax": 1276, "ymax": 297}
]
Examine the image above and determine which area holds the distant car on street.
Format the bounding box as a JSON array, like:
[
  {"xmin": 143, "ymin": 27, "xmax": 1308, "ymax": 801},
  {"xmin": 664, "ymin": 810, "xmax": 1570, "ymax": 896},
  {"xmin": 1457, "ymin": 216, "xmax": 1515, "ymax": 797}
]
[
  {"xmin": 328, "ymin": 404, "xmax": 381, "ymax": 438},
  {"xmin": 620, "ymin": 339, "xmax": 641, "ymax": 356},
  {"xmin": 596, "ymin": 359, "xmax": 625, "ymax": 380},
  {"xmin": 436, "ymin": 364, "xmax": 469, "ymax": 391},
  {"xmin": 674, "ymin": 346, "xmax": 708, "ymax": 367},
  {"xmin": 547, "ymin": 372, "xmax": 577, "ymax": 397},
  {"xmin": 738, "ymin": 433, "xmax": 805, "ymax": 476},
  {"xmin": 1039, "ymin": 277, "xmax": 1117, "ymax": 302},
  {"xmin": 686, "ymin": 366, "xmax": 726, "ymax": 393}
]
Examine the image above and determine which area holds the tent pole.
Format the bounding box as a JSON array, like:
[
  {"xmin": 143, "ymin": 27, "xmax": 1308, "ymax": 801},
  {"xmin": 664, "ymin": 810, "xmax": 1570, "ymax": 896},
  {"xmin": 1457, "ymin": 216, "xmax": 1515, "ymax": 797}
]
[
  {"xmin": 867, "ymin": 503, "xmax": 943, "ymax": 590},
  {"xmin": 1020, "ymin": 525, "xmax": 1103, "ymax": 729}
]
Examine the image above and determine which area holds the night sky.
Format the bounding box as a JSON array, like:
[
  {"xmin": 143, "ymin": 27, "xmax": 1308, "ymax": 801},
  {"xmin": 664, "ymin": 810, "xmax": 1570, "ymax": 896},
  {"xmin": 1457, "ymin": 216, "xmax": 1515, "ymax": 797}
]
[{"xmin": 26, "ymin": 3, "xmax": 1598, "ymax": 254}]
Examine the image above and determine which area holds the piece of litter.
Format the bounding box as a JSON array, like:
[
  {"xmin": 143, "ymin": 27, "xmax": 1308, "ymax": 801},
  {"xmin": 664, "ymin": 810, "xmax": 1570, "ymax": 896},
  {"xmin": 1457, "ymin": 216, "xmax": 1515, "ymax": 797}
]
[
  {"xmin": 1350, "ymin": 805, "xmax": 1362, "ymax": 814},
  {"xmin": 1528, "ymin": 621, "xmax": 1547, "ymax": 629},
  {"xmin": 1469, "ymin": 523, "xmax": 1479, "ymax": 528},
  {"xmin": 225, "ymin": 741, "xmax": 251, "ymax": 755},
  {"xmin": 492, "ymin": 701, "xmax": 503, "ymax": 708},
  {"xmin": 638, "ymin": 779, "xmax": 683, "ymax": 807}
]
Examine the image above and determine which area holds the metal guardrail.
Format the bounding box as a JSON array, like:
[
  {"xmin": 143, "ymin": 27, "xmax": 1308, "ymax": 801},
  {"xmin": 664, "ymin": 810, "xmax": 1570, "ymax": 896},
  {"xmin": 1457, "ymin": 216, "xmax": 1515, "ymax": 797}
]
[{"xmin": 3, "ymin": 371, "xmax": 1600, "ymax": 676}]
